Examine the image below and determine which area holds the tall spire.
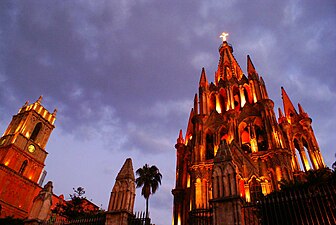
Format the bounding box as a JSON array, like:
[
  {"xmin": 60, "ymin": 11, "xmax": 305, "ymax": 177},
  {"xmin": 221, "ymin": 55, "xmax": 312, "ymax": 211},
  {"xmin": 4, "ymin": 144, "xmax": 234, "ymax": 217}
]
[
  {"xmin": 216, "ymin": 36, "xmax": 243, "ymax": 84},
  {"xmin": 199, "ymin": 67, "xmax": 208, "ymax": 88},
  {"xmin": 281, "ymin": 87, "xmax": 297, "ymax": 119}
]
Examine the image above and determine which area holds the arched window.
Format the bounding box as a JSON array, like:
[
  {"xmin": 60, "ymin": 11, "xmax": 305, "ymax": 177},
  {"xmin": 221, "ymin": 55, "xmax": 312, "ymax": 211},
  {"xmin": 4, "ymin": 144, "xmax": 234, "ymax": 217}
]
[
  {"xmin": 30, "ymin": 122, "xmax": 42, "ymax": 141},
  {"xmin": 256, "ymin": 126, "xmax": 267, "ymax": 151},
  {"xmin": 209, "ymin": 94, "xmax": 216, "ymax": 113},
  {"xmin": 19, "ymin": 160, "xmax": 28, "ymax": 175},
  {"xmin": 243, "ymin": 88, "xmax": 249, "ymax": 104},
  {"xmin": 302, "ymin": 138, "xmax": 314, "ymax": 169},
  {"xmin": 294, "ymin": 139, "xmax": 304, "ymax": 171},
  {"xmin": 241, "ymin": 127, "xmax": 251, "ymax": 153},
  {"xmin": 249, "ymin": 177, "xmax": 262, "ymax": 203},
  {"xmin": 219, "ymin": 89, "xmax": 227, "ymax": 112},
  {"xmin": 206, "ymin": 133, "xmax": 214, "ymax": 160},
  {"xmin": 233, "ymin": 86, "xmax": 240, "ymax": 111}
]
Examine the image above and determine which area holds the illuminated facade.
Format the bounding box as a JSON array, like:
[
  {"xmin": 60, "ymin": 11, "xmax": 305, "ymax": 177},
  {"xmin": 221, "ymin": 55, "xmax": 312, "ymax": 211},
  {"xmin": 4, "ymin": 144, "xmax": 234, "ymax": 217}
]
[
  {"xmin": 172, "ymin": 39, "xmax": 325, "ymax": 225},
  {"xmin": 0, "ymin": 97, "xmax": 56, "ymax": 218}
]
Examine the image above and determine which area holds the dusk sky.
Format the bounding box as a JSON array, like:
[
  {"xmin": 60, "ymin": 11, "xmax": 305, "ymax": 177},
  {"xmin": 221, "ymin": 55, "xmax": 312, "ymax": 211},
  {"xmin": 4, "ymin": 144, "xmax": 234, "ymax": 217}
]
[{"xmin": 0, "ymin": 1, "xmax": 335, "ymax": 224}]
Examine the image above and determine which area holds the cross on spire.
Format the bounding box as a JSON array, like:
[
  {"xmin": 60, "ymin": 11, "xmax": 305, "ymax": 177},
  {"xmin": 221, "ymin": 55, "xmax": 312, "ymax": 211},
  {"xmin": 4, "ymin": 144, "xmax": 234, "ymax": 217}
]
[{"xmin": 220, "ymin": 32, "xmax": 229, "ymax": 42}]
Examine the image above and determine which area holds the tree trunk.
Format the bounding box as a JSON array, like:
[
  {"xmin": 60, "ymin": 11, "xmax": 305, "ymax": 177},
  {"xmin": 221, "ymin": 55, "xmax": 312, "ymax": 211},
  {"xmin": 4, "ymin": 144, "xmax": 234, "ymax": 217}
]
[{"xmin": 145, "ymin": 197, "xmax": 149, "ymax": 218}]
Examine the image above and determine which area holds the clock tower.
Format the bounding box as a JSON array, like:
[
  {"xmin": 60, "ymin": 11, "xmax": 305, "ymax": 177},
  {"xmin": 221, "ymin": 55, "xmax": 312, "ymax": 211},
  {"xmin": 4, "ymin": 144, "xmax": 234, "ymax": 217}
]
[{"xmin": 0, "ymin": 96, "xmax": 56, "ymax": 218}]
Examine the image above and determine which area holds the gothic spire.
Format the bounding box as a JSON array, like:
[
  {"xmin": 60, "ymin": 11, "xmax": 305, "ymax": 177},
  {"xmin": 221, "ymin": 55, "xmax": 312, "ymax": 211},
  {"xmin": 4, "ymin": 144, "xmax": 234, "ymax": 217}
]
[
  {"xmin": 194, "ymin": 93, "xmax": 198, "ymax": 115},
  {"xmin": 298, "ymin": 103, "xmax": 309, "ymax": 118},
  {"xmin": 281, "ymin": 87, "xmax": 297, "ymax": 119},
  {"xmin": 199, "ymin": 67, "xmax": 208, "ymax": 88},
  {"xmin": 186, "ymin": 108, "xmax": 194, "ymax": 139},
  {"xmin": 216, "ymin": 41, "xmax": 243, "ymax": 84},
  {"xmin": 278, "ymin": 107, "xmax": 284, "ymax": 118},
  {"xmin": 247, "ymin": 55, "xmax": 258, "ymax": 79},
  {"xmin": 177, "ymin": 129, "xmax": 184, "ymax": 144}
]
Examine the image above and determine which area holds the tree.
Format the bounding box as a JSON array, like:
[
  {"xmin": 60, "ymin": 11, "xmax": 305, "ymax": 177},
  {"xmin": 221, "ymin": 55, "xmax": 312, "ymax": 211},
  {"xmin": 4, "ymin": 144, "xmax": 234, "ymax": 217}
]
[
  {"xmin": 52, "ymin": 187, "xmax": 100, "ymax": 220},
  {"xmin": 135, "ymin": 164, "xmax": 162, "ymax": 219}
]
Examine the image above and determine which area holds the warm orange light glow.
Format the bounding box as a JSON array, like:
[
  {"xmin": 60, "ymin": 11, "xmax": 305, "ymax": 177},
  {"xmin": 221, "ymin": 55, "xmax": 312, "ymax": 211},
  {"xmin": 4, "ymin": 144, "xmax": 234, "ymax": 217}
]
[
  {"xmin": 303, "ymin": 157, "xmax": 311, "ymax": 171},
  {"xmin": 214, "ymin": 145, "xmax": 218, "ymax": 156},
  {"xmin": 187, "ymin": 174, "xmax": 190, "ymax": 188},
  {"xmin": 250, "ymin": 138, "xmax": 258, "ymax": 153},
  {"xmin": 220, "ymin": 32, "xmax": 229, "ymax": 42},
  {"xmin": 273, "ymin": 131, "xmax": 280, "ymax": 146},
  {"xmin": 240, "ymin": 88, "xmax": 246, "ymax": 107},
  {"xmin": 241, "ymin": 131, "xmax": 250, "ymax": 144},
  {"xmin": 177, "ymin": 214, "xmax": 181, "ymax": 225},
  {"xmin": 261, "ymin": 182, "xmax": 267, "ymax": 195},
  {"xmin": 245, "ymin": 184, "xmax": 251, "ymax": 202},
  {"xmin": 250, "ymin": 82, "xmax": 257, "ymax": 103},
  {"xmin": 185, "ymin": 135, "xmax": 192, "ymax": 145},
  {"xmin": 5, "ymin": 161, "xmax": 10, "ymax": 166},
  {"xmin": 275, "ymin": 166, "xmax": 282, "ymax": 181},
  {"xmin": 216, "ymin": 100, "xmax": 222, "ymax": 113},
  {"xmin": 29, "ymin": 176, "xmax": 32, "ymax": 180},
  {"xmin": 195, "ymin": 178, "xmax": 202, "ymax": 207}
]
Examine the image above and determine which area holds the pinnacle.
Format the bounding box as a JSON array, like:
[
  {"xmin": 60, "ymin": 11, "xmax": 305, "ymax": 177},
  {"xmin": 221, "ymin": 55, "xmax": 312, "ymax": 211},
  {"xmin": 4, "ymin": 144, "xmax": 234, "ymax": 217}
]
[
  {"xmin": 281, "ymin": 87, "xmax": 297, "ymax": 118},
  {"xmin": 247, "ymin": 55, "xmax": 258, "ymax": 78},
  {"xmin": 177, "ymin": 129, "xmax": 184, "ymax": 144},
  {"xmin": 199, "ymin": 67, "xmax": 208, "ymax": 87},
  {"xmin": 116, "ymin": 158, "xmax": 135, "ymax": 181}
]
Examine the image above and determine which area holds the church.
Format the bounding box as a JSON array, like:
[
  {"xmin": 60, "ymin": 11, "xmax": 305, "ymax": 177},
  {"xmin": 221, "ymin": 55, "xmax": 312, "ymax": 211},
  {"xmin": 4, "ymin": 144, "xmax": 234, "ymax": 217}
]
[
  {"xmin": 172, "ymin": 34, "xmax": 326, "ymax": 225},
  {"xmin": 0, "ymin": 97, "xmax": 59, "ymax": 218}
]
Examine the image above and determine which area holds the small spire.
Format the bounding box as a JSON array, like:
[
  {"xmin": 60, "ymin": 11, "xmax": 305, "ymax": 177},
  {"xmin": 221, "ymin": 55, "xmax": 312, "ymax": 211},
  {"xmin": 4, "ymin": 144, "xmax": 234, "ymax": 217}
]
[
  {"xmin": 298, "ymin": 103, "xmax": 309, "ymax": 118},
  {"xmin": 52, "ymin": 108, "xmax": 57, "ymax": 117},
  {"xmin": 247, "ymin": 55, "xmax": 258, "ymax": 78},
  {"xmin": 194, "ymin": 94, "xmax": 198, "ymax": 115},
  {"xmin": 260, "ymin": 76, "xmax": 265, "ymax": 85},
  {"xmin": 278, "ymin": 107, "xmax": 287, "ymax": 123},
  {"xmin": 186, "ymin": 109, "xmax": 194, "ymax": 138},
  {"xmin": 23, "ymin": 101, "xmax": 29, "ymax": 107},
  {"xmin": 199, "ymin": 67, "xmax": 208, "ymax": 88},
  {"xmin": 278, "ymin": 107, "xmax": 284, "ymax": 118},
  {"xmin": 177, "ymin": 129, "xmax": 184, "ymax": 144},
  {"xmin": 36, "ymin": 96, "xmax": 43, "ymax": 104},
  {"xmin": 281, "ymin": 87, "xmax": 297, "ymax": 118}
]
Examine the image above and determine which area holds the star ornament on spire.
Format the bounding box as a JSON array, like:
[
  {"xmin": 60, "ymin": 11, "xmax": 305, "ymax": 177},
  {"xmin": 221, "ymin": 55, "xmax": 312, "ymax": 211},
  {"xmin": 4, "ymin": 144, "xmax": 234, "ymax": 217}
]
[{"xmin": 220, "ymin": 32, "xmax": 229, "ymax": 42}]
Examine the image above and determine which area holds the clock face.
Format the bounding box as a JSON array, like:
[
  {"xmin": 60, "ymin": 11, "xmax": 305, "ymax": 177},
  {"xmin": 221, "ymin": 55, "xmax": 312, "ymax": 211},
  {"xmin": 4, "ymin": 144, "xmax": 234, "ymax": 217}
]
[{"xmin": 28, "ymin": 144, "xmax": 35, "ymax": 153}]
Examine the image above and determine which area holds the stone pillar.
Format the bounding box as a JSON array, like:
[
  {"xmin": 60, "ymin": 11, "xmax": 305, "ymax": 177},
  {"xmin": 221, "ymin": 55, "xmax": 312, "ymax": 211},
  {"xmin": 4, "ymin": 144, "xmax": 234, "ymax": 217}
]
[{"xmin": 106, "ymin": 158, "xmax": 136, "ymax": 225}]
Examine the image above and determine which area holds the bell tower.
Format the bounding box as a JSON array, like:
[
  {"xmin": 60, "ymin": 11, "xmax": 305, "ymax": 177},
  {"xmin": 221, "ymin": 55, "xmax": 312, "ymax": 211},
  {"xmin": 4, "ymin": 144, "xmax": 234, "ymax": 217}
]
[{"xmin": 0, "ymin": 96, "xmax": 56, "ymax": 218}]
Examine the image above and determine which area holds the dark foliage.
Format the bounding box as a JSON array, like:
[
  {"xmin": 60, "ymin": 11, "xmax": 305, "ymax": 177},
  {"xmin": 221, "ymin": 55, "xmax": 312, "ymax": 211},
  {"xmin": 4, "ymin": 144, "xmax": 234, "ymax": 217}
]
[
  {"xmin": 0, "ymin": 217, "xmax": 24, "ymax": 225},
  {"xmin": 135, "ymin": 164, "xmax": 162, "ymax": 219},
  {"xmin": 51, "ymin": 187, "xmax": 101, "ymax": 220}
]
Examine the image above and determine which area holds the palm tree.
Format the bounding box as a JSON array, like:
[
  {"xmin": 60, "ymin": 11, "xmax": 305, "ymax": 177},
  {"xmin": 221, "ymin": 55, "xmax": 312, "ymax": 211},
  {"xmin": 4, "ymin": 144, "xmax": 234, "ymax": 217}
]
[{"xmin": 135, "ymin": 164, "xmax": 162, "ymax": 219}]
